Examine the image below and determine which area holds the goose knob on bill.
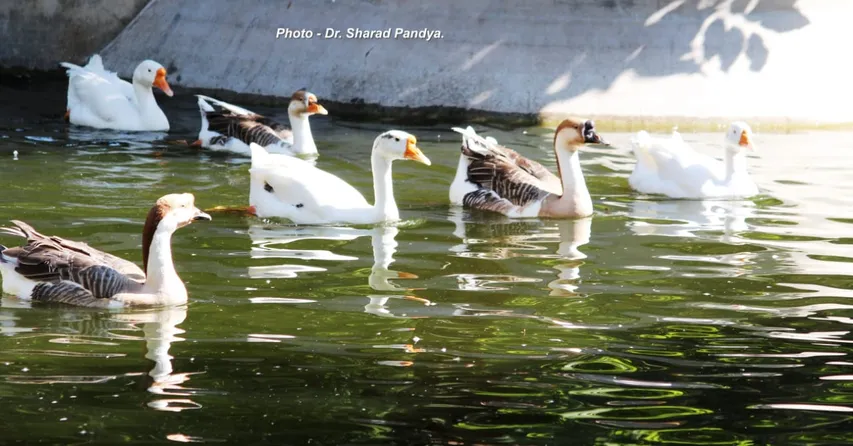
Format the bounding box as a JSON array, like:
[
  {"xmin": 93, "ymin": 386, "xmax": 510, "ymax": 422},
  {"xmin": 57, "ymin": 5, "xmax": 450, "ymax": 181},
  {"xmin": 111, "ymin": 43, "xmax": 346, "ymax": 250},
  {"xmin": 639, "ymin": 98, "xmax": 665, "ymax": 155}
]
[
  {"xmin": 449, "ymin": 118, "xmax": 608, "ymax": 219},
  {"xmin": 0, "ymin": 194, "xmax": 211, "ymax": 308},
  {"xmin": 193, "ymin": 89, "xmax": 328, "ymax": 157},
  {"xmin": 60, "ymin": 54, "xmax": 174, "ymax": 131}
]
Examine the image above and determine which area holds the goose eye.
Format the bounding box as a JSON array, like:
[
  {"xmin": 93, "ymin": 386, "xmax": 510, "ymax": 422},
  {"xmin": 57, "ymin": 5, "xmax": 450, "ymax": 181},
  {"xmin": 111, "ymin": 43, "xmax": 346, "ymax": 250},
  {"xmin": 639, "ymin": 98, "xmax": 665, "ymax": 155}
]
[
  {"xmin": 264, "ymin": 182, "xmax": 274, "ymax": 193},
  {"xmin": 394, "ymin": 137, "xmax": 400, "ymax": 142}
]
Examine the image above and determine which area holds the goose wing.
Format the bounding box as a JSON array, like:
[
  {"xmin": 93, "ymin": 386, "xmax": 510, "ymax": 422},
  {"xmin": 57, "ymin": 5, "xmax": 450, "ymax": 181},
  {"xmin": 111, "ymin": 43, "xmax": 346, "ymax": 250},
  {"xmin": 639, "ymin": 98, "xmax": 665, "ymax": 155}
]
[
  {"xmin": 0, "ymin": 221, "xmax": 144, "ymax": 303},
  {"xmin": 460, "ymin": 136, "xmax": 552, "ymax": 209},
  {"xmin": 198, "ymin": 95, "xmax": 293, "ymax": 146}
]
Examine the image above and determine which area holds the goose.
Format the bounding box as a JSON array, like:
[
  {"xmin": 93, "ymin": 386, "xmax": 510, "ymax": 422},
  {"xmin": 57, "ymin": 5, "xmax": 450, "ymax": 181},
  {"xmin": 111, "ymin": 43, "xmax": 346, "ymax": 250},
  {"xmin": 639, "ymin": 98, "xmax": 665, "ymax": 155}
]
[
  {"xmin": 0, "ymin": 194, "xmax": 211, "ymax": 308},
  {"xmin": 449, "ymin": 118, "xmax": 606, "ymax": 219},
  {"xmin": 194, "ymin": 90, "xmax": 327, "ymax": 157},
  {"xmin": 248, "ymin": 130, "xmax": 431, "ymax": 224},
  {"xmin": 628, "ymin": 122, "xmax": 758, "ymax": 198},
  {"xmin": 60, "ymin": 54, "xmax": 173, "ymax": 131}
]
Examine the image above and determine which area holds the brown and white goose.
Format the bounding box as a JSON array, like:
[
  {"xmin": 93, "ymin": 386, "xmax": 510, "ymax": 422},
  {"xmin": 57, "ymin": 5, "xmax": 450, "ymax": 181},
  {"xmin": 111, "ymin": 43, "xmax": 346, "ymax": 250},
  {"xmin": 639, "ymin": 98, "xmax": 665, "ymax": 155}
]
[
  {"xmin": 194, "ymin": 89, "xmax": 327, "ymax": 157},
  {"xmin": 0, "ymin": 194, "xmax": 211, "ymax": 308},
  {"xmin": 449, "ymin": 118, "xmax": 606, "ymax": 219}
]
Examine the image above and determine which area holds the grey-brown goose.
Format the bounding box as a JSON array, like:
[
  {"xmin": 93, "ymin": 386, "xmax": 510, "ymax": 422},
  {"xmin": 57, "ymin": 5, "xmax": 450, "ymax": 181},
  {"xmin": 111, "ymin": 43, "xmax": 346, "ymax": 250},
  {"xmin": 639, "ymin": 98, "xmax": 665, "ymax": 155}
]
[{"xmin": 0, "ymin": 194, "xmax": 211, "ymax": 308}]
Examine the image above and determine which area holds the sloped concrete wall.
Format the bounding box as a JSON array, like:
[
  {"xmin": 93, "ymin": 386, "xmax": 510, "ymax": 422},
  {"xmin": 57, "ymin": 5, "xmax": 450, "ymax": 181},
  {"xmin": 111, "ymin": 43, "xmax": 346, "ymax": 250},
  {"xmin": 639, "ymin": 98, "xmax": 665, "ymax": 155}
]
[
  {"xmin": 9, "ymin": 0, "xmax": 850, "ymax": 125},
  {"xmin": 0, "ymin": 0, "xmax": 149, "ymax": 70}
]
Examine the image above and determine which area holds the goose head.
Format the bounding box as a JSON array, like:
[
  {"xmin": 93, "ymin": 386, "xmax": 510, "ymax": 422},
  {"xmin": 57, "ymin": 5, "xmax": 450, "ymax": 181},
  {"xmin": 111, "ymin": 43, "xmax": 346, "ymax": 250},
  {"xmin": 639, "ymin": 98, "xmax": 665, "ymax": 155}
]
[
  {"xmin": 288, "ymin": 90, "xmax": 328, "ymax": 117},
  {"xmin": 554, "ymin": 118, "xmax": 608, "ymax": 152},
  {"xmin": 133, "ymin": 60, "xmax": 174, "ymax": 97},
  {"xmin": 144, "ymin": 193, "xmax": 212, "ymax": 235},
  {"xmin": 374, "ymin": 130, "xmax": 432, "ymax": 166},
  {"xmin": 141, "ymin": 193, "xmax": 211, "ymax": 274},
  {"xmin": 725, "ymin": 121, "xmax": 755, "ymax": 153}
]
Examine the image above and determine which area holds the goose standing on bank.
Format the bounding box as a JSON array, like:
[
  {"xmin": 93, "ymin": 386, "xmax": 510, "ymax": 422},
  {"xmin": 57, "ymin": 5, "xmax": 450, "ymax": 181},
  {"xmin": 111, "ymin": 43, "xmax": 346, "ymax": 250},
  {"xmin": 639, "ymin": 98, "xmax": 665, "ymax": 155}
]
[
  {"xmin": 194, "ymin": 90, "xmax": 327, "ymax": 157},
  {"xmin": 60, "ymin": 54, "xmax": 174, "ymax": 131},
  {"xmin": 0, "ymin": 194, "xmax": 211, "ymax": 307},
  {"xmin": 248, "ymin": 130, "xmax": 432, "ymax": 224},
  {"xmin": 450, "ymin": 118, "xmax": 607, "ymax": 219},
  {"xmin": 628, "ymin": 122, "xmax": 758, "ymax": 198}
]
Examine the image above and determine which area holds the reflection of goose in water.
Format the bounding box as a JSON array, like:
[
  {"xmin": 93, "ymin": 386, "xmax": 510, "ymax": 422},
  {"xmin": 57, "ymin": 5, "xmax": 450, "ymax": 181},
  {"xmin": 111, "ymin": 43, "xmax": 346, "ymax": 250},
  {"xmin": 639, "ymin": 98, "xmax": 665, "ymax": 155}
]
[
  {"xmin": 112, "ymin": 307, "xmax": 204, "ymax": 412},
  {"xmin": 447, "ymin": 208, "xmax": 592, "ymax": 296},
  {"xmin": 246, "ymin": 224, "xmax": 426, "ymax": 317},
  {"xmin": 246, "ymin": 225, "xmax": 362, "ymax": 278},
  {"xmin": 548, "ymin": 218, "xmax": 592, "ymax": 297},
  {"xmin": 626, "ymin": 198, "xmax": 756, "ymax": 239},
  {"xmin": 0, "ymin": 302, "xmax": 201, "ymax": 411}
]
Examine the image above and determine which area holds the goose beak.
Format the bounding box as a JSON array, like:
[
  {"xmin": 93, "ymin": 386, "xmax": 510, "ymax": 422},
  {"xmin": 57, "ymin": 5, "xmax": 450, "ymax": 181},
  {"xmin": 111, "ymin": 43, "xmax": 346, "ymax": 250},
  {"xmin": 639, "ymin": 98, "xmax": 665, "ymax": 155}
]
[
  {"xmin": 307, "ymin": 102, "xmax": 328, "ymax": 115},
  {"xmin": 193, "ymin": 209, "xmax": 212, "ymax": 221},
  {"xmin": 739, "ymin": 130, "xmax": 755, "ymax": 151},
  {"xmin": 403, "ymin": 137, "xmax": 431, "ymax": 166},
  {"xmin": 153, "ymin": 68, "xmax": 174, "ymax": 97},
  {"xmin": 583, "ymin": 120, "xmax": 608, "ymax": 146}
]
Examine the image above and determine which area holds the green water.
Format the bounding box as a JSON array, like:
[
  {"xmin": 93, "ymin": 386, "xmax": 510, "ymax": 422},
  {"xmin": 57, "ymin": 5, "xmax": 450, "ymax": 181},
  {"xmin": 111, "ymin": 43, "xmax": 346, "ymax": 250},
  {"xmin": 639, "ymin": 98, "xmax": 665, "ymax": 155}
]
[{"xmin": 2, "ymin": 81, "xmax": 853, "ymax": 445}]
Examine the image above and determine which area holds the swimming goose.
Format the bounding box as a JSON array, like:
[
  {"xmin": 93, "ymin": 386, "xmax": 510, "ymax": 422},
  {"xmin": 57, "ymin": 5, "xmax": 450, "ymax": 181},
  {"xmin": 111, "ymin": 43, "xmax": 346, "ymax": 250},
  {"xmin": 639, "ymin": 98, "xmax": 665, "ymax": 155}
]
[
  {"xmin": 629, "ymin": 122, "xmax": 758, "ymax": 198},
  {"xmin": 60, "ymin": 54, "xmax": 174, "ymax": 131},
  {"xmin": 0, "ymin": 194, "xmax": 211, "ymax": 307},
  {"xmin": 248, "ymin": 130, "xmax": 432, "ymax": 224},
  {"xmin": 194, "ymin": 90, "xmax": 327, "ymax": 157},
  {"xmin": 449, "ymin": 118, "xmax": 606, "ymax": 219}
]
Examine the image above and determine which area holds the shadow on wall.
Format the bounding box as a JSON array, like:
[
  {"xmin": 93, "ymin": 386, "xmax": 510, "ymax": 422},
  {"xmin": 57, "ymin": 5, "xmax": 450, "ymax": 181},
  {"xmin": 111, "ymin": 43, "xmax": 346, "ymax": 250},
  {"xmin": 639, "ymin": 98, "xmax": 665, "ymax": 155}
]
[{"xmin": 455, "ymin": 0, "xmax": 811, "ymax": 111}]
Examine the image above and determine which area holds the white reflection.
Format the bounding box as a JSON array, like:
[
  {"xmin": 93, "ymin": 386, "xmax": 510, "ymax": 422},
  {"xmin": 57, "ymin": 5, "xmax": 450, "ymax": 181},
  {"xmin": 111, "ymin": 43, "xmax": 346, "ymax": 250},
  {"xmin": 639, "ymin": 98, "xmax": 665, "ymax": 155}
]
[
  {"xmin": 447, "ymin": 208, "xmax": 591, "ymax": 296},
  {"xmin": 246, "ymin": 225, "xmax": 362, "ymax": 278},
  {"xmin": 246, "ymin": 224, "xmax": 428, "ymax": 317},
  {"xmin": 111, "ymin": 307, "xmax": 202, "ymax": 412},
  {"xmin": 548, "ymin": 218, "xmax": 592, "ymax": 296},
  {"xmin": 627, "ymin": 199, "xmax": 756, "ymax": 240}
]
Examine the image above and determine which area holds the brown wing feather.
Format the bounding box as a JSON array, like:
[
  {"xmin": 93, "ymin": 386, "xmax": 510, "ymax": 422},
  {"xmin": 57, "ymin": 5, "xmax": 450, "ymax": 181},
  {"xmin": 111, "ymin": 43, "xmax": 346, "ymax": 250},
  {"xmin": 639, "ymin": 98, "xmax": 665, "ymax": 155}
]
[
  {"xmin": 2, "ymin": 221, "xmax": 144, "ymax": 284},
  {"xmin": 462, "ymin": 143, "xmax": 553, "ymax": 208},
  {"xmin": 205, "ymin": 110, "xmax": 292, "ymax": 147},
  {"xmin": 495, "ymin": 145, "xmax": 562, "ymax": 194}
]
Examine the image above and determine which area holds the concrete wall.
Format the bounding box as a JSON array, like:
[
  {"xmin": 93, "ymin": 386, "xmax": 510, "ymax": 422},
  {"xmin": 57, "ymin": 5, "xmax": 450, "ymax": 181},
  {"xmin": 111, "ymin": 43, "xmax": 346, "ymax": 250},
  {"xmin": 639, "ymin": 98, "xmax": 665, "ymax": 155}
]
[
  {"xmin": 6, "ymin": 0, "xmax": 851, "ymax": 126},
  {"xmin": 0, "ymin": 0, "xmax": 149, "ymax": 70}
]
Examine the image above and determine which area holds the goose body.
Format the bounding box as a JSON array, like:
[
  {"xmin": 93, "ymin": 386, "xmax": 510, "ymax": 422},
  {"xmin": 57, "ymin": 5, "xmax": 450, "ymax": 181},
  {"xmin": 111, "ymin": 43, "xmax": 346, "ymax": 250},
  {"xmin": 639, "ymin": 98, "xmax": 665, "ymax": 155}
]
[
  {"xmin": 60, "ymin": 54, "xmax": 173, "ymax": 131},
  {"xmin": 195, "ymin": 90, "xmax": 327, "ymax": 157},
  {"xmin": 628, "ymin": 122, "xmax": 759, "ymax": 198},
  {"xmin": 449, "ymin": 119, "xmax": 606, "ymax": 219},
  {"xmin": 0, "ymin": 194, "xmax": 210, "ymax": 307},
  {"xmin": 249, "ymin": 130, "xmax": 432, "ymax": 224}
]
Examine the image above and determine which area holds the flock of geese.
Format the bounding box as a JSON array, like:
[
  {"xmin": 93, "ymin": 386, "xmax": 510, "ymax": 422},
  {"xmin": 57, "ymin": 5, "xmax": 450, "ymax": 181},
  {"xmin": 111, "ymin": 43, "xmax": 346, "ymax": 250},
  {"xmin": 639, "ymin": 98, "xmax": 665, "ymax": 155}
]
[{"xmin": 0, "ymin": 55, "xmax": 760, "ymax": 308}]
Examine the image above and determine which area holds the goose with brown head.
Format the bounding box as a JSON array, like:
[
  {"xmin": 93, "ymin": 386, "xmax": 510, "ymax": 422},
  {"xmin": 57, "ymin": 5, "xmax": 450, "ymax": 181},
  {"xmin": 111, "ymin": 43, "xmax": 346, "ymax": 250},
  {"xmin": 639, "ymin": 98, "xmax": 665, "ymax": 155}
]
[
  {"xmin": 194, "ymin": 88, "xmax": 328, "ymax": 157},
  {"xmin": 450, "ymin": 117, "xmax": 607, "ymax": 219},
  {"xmin": 0, "ymin": 193, "xmax": 211, "ymax": 308}
]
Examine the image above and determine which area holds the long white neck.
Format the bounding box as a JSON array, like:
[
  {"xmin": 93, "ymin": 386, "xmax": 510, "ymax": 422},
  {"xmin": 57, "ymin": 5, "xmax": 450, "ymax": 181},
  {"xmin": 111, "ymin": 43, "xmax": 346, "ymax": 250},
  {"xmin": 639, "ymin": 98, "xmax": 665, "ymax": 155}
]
[
  {"xmin": 724, "ymin": 147, "xmax": 748, "ymax": 181},
  {"xmin": 132, "ymin": 81, "xmax": 167, "ymax": 128},
  {"xmin": 288, "ymin": 113, "xmax": 317, "ymax": 155},
  {"xmin": 144, "ymin": 227, "xmax": 186, "ymax": 303},
  {"xmin": 370, "ymin": 149, "xmax": 399, "ymax": 222},
  {"xmin": 554, "ymin": 143, "xmax": 593, "ymax": 215}
]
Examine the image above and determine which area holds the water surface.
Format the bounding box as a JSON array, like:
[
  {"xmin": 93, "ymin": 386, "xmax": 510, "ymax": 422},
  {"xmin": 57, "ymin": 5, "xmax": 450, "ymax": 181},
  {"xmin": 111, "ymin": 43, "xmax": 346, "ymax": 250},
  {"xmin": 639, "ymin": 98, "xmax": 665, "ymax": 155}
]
[{"xmin": 2, "ymin": 80, "xmax": 853, "ymax": 444}]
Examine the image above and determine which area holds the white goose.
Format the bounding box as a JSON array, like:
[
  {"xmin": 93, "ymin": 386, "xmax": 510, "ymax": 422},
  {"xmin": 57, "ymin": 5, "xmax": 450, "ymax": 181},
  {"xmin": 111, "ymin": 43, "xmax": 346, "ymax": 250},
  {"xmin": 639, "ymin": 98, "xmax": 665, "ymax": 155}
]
[
  {"xmin": 194, "ymin": 90, "xmax": 327, "ymax": 157},
  {"xmin": 629, "ymin": 122, "xmax": 758, "ymax": 198},
  {"xmin": 449, "ymin": 118, "xmax": 606, "ymax": 219},
  {"xmin": 0, "ymin": 194, "xmax": 211, "ymax": 307},
  {"xmin": 60, "ymin": 54, "xmax": 174, "ymax": 131},
  {"xmin": 248, "ymin": 130, "xmax": 431, "ymax": 224}
]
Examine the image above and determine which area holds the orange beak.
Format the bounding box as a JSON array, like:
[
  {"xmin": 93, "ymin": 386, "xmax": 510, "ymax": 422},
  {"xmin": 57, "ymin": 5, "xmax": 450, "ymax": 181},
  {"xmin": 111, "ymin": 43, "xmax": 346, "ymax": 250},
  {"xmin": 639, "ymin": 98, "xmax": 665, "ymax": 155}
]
[
  {"xmin": 153, "ymin": 68, "xmax": 174, "ymax": 97},
  {"xmin": 403, "ymin": 136, "xmax": 431, "ymax": 166},
  {"xmin": 738, "ymin": 130, "xmax": 754, "ymax": 151},
  {"xmin": 307, "ymin": 102, "xmax": 328, "ymax": 115}
]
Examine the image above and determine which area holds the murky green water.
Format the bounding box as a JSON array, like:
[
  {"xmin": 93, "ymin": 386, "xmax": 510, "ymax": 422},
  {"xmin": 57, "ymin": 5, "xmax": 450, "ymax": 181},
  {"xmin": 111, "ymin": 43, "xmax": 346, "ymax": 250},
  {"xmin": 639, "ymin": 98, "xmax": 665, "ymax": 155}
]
[{"xmin": 2, "ymin": 80, "xmax": 853, "ymax": 445}]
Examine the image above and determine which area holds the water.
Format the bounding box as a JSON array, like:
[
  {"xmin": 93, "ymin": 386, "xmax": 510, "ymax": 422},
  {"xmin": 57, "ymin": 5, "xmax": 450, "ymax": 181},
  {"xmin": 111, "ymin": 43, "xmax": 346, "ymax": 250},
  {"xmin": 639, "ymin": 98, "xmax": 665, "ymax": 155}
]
[{"xmin": 2, "ymin": 80, "xmax": 853, "ymax": 444}]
